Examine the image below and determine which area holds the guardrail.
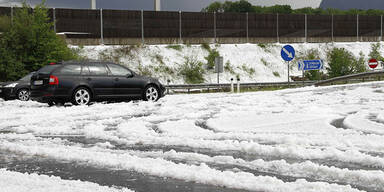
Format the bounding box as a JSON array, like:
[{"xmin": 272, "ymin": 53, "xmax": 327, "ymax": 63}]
[
  {"xmin": 165, "ymin": 81, "xmax": 315, "ymax": 94},
  {"xmin": 315, "ymin": 71, "xmax": 384, "ymax": 86}
]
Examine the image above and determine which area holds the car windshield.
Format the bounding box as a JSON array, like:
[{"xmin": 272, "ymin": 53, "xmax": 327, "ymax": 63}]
[{"xmin": 19, "ymin": 73, "xmax": 34, "ymax": 81}]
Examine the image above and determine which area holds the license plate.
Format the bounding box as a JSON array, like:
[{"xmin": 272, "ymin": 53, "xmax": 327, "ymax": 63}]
[{"xmin": 34, "ymin": 80, "xmax": 43, "ymax": 85}]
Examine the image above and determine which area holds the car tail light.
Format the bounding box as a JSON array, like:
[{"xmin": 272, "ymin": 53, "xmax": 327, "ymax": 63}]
[
  {"xmin": 49, "ymin": 62, "xmax": 56, "ymax": 65},
  {"xmin": 49, "ymin": 75, "xmax": 59, "ymax": 85}
]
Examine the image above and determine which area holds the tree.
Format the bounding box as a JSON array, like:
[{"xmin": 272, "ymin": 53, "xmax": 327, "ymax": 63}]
[
  {"xmin": 202, "ymin": 2, "xmax": 223, "ymax": 13},
  {"xmin": 223, "ymin": 0, "xmax": 253, "ymax": 13},
  {"xmin": 0, "ymin": 1, "xmax": 76, "ymax": 81}
]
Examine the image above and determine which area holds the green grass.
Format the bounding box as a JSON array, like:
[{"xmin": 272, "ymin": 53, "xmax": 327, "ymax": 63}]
[{"xmin": 166, "ymin": 45, "xmax": 183, "ymax": 51}]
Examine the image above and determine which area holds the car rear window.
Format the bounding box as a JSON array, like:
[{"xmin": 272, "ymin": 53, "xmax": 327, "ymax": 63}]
[
  {"xmin": 37, "ymin": 65, "xmax": 61, "ymax": 74},
  {"xmin": 56, "ymin": 65, "xmax": 82, "ymax": 75},
  {"xmin": 88, "ymin": 64, "xmax": 108, "ymax": 75}
]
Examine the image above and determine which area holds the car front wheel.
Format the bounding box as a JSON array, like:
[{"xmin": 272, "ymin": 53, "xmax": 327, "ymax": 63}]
[
  {"xmin": 143, "ymin": 85, "xmax": 160, "ymax": 102},
  {"xmin": 72, "ymin": 87, "xmax": 91, "ymax": 105},
  {"xmin": 17, "ymin": 89, "xmax": 30, "ymax": 101}
]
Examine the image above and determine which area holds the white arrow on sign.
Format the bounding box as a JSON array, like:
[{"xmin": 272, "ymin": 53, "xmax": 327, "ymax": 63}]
[{"xmin": 283, "ymin": 48, "xmax": 293, "ymax": 58}]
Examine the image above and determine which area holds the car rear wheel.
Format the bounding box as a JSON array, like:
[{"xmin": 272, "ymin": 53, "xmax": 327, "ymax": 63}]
[
  {"xmin": 17, "ymin": 89, "xmax": 30, "ymax": 101},
  {"xmin": 72, "ymin": 87, "xmax": 91, "ymax": 105},
  {"xmin": 143, "ymin": 85, "xmax": 160, "ymax": 102}
]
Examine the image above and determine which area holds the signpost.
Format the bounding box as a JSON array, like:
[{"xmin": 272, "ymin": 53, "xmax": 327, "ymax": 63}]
[
  {"xmin": 281, "ymin": 45, "xmax": 295, "ymax": 85},
  {"xmin": 368, "ymin": 58, "xmax": 378, "ymax": 69},
  {"xmin": 298, "ymin": 60, "xmax": 324, "ymax": 71},
  {"xmin": 215, "ymin": 56, "xmax": 224, "ymax": 84}
]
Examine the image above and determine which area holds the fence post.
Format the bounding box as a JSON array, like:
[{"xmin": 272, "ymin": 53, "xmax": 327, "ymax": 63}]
[
  {"xmin": 246, "ymin": 12, "xmax": 249, "ymax": 43},
  {"xmin": 10, "ymin": 6, "xmax": 13, "ymax": 24},
  {"xmin": 276, "ymin": 13, "xmax": 279, "ymax": 43},
  {"xmin": 53, "ymin": 8, "xmax": 56, "ymax": 33},
  {"xmin": 357, "ymin": 14, "xmax": 359, "ymax": 42},
  {"xmin": 331, "ymin": 14, "xmax": 334, "ymax": 42},
  {"xmin": 141, "ymin": 10, "xmax": 144, "ymax": 44},
  {"xmin": 214, "ymin": 12, "xmax": 217, "ymax": 44},
  {"xmin": 305, "ymin": 14, "xmax": 307, "ymax": 43},
  {"xmin": 381, "ymin": 15, "xmax": 383, "ymax": 41},
  {"xmin": 100, "ymin": 9, "xmax": 104, "ymax": 45},
  {"xmin": 179, "ymin": 11, "xmax": 182, "ymax": 44}
]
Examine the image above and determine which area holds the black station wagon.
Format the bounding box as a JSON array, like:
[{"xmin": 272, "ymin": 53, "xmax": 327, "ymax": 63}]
[{"xmin": 30, "ymin": 61, "xmax": 166, "ymax": 106}]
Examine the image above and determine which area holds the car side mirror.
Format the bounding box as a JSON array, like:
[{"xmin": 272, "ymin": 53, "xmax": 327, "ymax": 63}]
[{"xmin": 127, "ymin": 73, "xmax": 134, "ymax": 78}]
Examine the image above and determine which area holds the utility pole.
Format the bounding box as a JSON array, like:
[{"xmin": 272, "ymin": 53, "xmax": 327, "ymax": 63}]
[{"xmin": 91, "ymin": 0, "xmax": 96, "ymax": 9}]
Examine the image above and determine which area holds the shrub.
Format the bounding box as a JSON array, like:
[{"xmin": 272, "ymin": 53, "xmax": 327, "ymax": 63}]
[
  {"xmin": 201, "ymin": 43, "xmax": 211, "ymax": 51},
  {"xmin": 273, "ymin": 71, "xmax": 280, "ymax": 77},
  {"xmin": 0, "ymin": 2, "xmax": 76, "ymax": 81},
  {"xmin": 205, "ymin": 49, "xmax": 220, "ymax": 70},
  {"xmin": 166, "ymin": 45, "xmax": 183, "ymax": 51},
  {"xmin": 368, "ymin": 43, "xmax": 383, "ymax": 61},
  {"xmin": 224, "ymin": 61, "xmax": 236, "ymax": 74},
  {"xmin": 326, "ymin": 48, "xmax": 366, "ymax": 78},
  {"xmin": 241, "ymin": 64, "xmax": 255, "ymax": 76},
  {"xmin": 179, "ymin": 57, "xmax": 205, "ymax": 84},
  {"xmin": 260, "ymin": 58, "xmax": 268, "ymax": 66}
]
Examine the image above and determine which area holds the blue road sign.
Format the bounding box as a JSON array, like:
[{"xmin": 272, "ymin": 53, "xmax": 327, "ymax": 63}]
[
  {"xmin": 281, "ymin": 45, "xmax": 295, "ymax": 62},
  {"xmin": 298, "ymin": 60, "xmax": 324, "ymax": 71}
]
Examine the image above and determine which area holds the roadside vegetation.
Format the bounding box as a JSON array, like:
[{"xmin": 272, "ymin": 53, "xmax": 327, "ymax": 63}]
[
  {"xmin": 202, "ymin": 0, "xmax": 384, "ymax": 15},
  {"xmin": 0, "ymin": 1, "xmax": 77, "ymax": 81},
  {"xmin": 326, "ymin": 48, "xmax": 366, "ymax": 78},
  {"xmin": 178, "ymin": 57, "xmax": 205, "ymax": 84}
]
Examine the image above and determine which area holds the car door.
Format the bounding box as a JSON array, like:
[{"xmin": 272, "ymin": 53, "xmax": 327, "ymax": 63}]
[
  {"xmin": 83, "ymin": 64, "xmax": 115, "ymax": 97},
  {"xmin": 52, "ymin": 64, "xmax": 82, "ymax": 96},
  {"xmin": 106, "ymin": 64, "xmax": 145, "ymax": 97}
]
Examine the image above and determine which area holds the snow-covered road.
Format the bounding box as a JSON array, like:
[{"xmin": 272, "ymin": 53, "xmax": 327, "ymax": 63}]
[{"xmin": 1, "ymin": 82, "xmax": 384, "ymax": 192}]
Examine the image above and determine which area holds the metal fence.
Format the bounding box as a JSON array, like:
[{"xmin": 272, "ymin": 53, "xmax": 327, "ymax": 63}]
[{"xmin": 1, "ymin": 7, "xmax": 383, "ymax": 44}]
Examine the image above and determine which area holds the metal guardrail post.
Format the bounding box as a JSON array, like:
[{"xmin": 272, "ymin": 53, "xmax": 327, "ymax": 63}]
[
  {"xmin": 141, "ymin": 10, "xmax": 144, "ymax": 44},
  {"xmin": 167, "ymin": 80, "xmax": 170, "ymax": 94},
  {"xmin": 100, "ymin": 9, "xmax": 104, "ymax": 45},
  {"xmin": 53, "ymin": 8, "xmax": 56, "ymax": 33},
  {"xmin": 237, "ymin": 78, "xmax": 240, "ymax": 93},
  {"xmin": 230, "ymin": 78, "xmax": 234, "ymax": 93}
]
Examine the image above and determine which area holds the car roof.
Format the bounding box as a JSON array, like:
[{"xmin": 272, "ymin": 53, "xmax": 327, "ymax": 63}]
[{"xmin": 58, "ymin": 61, "xmax": 116, "ymax": 65}]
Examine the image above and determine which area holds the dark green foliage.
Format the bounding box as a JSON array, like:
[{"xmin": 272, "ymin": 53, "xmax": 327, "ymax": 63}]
[
  {"xmin": 166, "ymin": 45, "xmax": 183, "ymax": 51},
  {"xmin": 201, "ymin": 43, "xmax": 220, "ymax": 70},
  {"xmin": 202, "ymin": 0, "xmax": 253, "ymax": 13},
  {"xmin": 203, "ymin": 0, "xmax": 384, "ymax": 15},
  {"xmin": 273, "ymin": 71, "xmax": 280, "ymax": 77},
  {"xmin": 200, "ymin": 43, "xmax": 210, "ymax": 51},
  {"xmin": 368, "ymin": 43, "xmax": 383, "ymax": 61},
  {"xmin": 179, "ymin": 57, "xmax": 205, "ymax": 84},
  {"xmin": 224, "ymin": 61, "xmax": 235, "ymax": 74},
  {"xmin": 0, "ymin": 2, "xmax": 76, "ymax": 81},
  {"xmin": 205, "ymin": 49, "xmax": 220, "ymax": 70},
  {"xmin": 326, "ymin": 48, "xmax": 366, "ymax": 78}
]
